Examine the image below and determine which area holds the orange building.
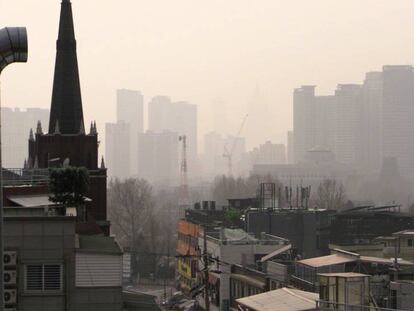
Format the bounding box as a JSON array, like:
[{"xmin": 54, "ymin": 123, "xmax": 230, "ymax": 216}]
[{"xmin": 176, "ymin": 219, "xmax": 201, "ymax": 293}]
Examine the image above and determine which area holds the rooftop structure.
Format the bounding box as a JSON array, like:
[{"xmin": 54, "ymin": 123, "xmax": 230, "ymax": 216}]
[{"xmin": 236, "ymin": 287, "xmax": 319, "ymax": 311}]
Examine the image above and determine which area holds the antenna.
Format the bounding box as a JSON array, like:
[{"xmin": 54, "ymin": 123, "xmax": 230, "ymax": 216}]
[{"xmin": 178, "ymin": 135, "xmax": 190, "ymax": 213}]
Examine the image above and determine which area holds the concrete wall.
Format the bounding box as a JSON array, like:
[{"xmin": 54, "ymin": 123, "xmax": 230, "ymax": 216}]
[
  {"xmin": 4, "ymin": 217, "xmax": 75, "ymax": 311},
  {"xmin": 72, "ymin": 287, "xmax": 123, "ymax": 311}
]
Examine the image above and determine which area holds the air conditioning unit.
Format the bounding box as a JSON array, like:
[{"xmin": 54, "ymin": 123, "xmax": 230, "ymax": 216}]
[
  {"xmin": 4, "ymin": 289, "xmax": 16, "ymax": 304},
  {"xmin": 4, "ymin": 271, "xmax": 16, "ymax": 285},
  {"xmin": 4, "ymin": 252, "xmax": 17, "ymax": 267}
]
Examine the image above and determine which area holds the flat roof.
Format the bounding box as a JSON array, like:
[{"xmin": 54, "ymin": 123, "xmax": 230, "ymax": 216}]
[
  {"xmin": 298, "ymin": 254, "xmax": 355, "ymax": 268},
  {"xmin": 236, "ymin": 287, "xmax": 318, "ymax": 311},
  {"xmin": 318, "ymin": 272, "xmax": 368, "ymax": 278},
  {"xmin": 76, "ymin": 234, "xmax": 122, "ymax": 255},
  {"xmin": 8, "ymin": 194, "xmax": 55, "ymax": 207},
  {"xmin": 360, "ymin": 256, "xmax": 414, "ymax": 266}
]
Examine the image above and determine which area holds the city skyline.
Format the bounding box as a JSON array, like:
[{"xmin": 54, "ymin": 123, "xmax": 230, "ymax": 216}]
[{"xmin": 3, "ymin": 1, "xmax": 414, "ymax": 149}]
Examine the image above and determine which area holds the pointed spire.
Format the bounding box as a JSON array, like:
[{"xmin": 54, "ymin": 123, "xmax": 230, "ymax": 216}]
[
  {"xmin": 54, "ymin": 120, "xmax": 61, "ymax": 134},
  {"xmin": 89, "ymin": 120, "xmax": 97, "ymax": 135},
  {"xmin": 34, "ymin": 156, "xmax": 39, "ymax": 169},
  {"xmin": 100, "ymin": 156, "xmax": 105, "ymax": 169},
  {"xmin": 27, "ymin": 156, "xmax": 33, "ymax": 169},
  {"xmin": 23, "ymin": 158, "xmax": 27, "ymax": 169},
  {"xmin": 36, "ymin": 120, "xmax": 43, "ymax": 135},
  {"xmin": 79, "ymin": 119, "xmax": 85, "ymax": 134},
  {"xmin": 48, "ymin": 0, "xmax": 84, "ymax": 134},
  {"xmin": 29, "ymin": 128, "xmax": 34, "ymax": 141}
]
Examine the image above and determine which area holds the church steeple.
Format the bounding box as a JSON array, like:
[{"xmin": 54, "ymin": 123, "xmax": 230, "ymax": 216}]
[{"xmin": 48, "ymin": 0, "xmax": 84, "ymax": 134}]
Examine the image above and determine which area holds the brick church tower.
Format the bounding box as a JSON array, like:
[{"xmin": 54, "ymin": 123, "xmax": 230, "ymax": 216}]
[{"xmin": 28, "ymin": 0, "xmax": 108, "ymax": 233}]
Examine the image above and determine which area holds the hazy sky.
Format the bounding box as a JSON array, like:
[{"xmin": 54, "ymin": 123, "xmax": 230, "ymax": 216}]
[{"xmin": 1, "ymin": 0, "xmax": 414, "ymax": 150}]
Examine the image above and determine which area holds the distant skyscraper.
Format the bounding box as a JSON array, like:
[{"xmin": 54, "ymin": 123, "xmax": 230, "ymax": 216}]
[
  {"xmin": 361, "ymin": 72, "xmax": 383, "ymax": 172},
  {"xmin": 333, "ymin": 84, "xmax": 362, "ymax": 166},
  {"xmin": 293, "ymin": 86, "xmax": 334, "ymax": 163},
  {"xmin": 203, "ymin": 131, "xmax": 225, "ymax": 178},
  {"xmin": 250, "ymin": 141, "xmax": 286, "ymax": 165},
  {"xmin": 105, "ymin": 122, "xmax": 130, "ymax": 179},
  {"xmin": 1, "ymin": 107, "xmax": 49, "ymax": 168},
  {"xmin": 287, "ymin": 131, "xmax": 294, "ymax": 164},
  {"xmin": 117, "ymin": 89, "xmax": 144, "ymax": 133},
  {"xmin": 116, "ymin": 89, "xmax": 144, "ymax": 175},
  {"xmin": 382, "ymin": 65, "xmax": 414, "ymax": 177},
  {"xmin": 137, "ymin": 130, "xmax": 179, "ymax": 184},
  {"xmin": 148, "ymin": 96, "xmax": 198, "ymax": 169}
]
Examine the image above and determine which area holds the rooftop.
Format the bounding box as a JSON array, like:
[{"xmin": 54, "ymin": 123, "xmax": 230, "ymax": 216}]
[
  {"xmin": 206, "ymin": 228, "xmax": 289, "ymax": 246},
  {"xmin": 76, "ymin": 234, "xmax": 123, "ymax": 255},
  {"xmin": 318, "ymin": 272, "xmax": 369, "ymax": 278},
  {"xmin": 298, "ymin": 251, "xmax": 414, "ymax": 268},
  {"xmin": 236, "ymin": 287, "xmax": 318, "ymax": 311},
  {"xmin": 298, "ymin": 254, "xmax": 355, "ymax": 268}
]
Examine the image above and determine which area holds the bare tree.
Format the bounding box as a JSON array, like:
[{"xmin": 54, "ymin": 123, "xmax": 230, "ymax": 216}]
[
  {"xmin": 108, "ymin": 178, "xmax": 156, "ymax": 277},
  {"xmin": 315, "ymin": 178, "xmax": 346, "ymax": 210}
]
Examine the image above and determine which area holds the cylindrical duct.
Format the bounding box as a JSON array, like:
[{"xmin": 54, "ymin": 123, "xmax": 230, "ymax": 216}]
[{"xmin": 0, "ymin": 27, "xmax": 28, "ymax": 73}]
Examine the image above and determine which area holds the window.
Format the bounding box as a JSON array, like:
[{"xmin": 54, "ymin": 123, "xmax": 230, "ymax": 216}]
[
  {"xmin": 25, "ymin": 264, "xmax": 63, "ymax": 292},
  {"xmin": 408, "ymin": 239, "xmax": 414, "ymax": 247}
]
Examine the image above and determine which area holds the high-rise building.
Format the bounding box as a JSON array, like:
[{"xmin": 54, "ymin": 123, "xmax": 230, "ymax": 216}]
[
  {"xmin": 332, "ymin": 84, "xmax": 362, "ymax": 166},
  {"xmin": 148, "ymin": 96, "xmax": 198, "ymax": 172},
  {"xmin": 116, "ymin": 89, "xmax": 143, "ymax": 175},
  {"xmin": 2, "ymin": 107, "xmax": 49, "ymax": 168},
  {"xmin": 137, "ymin": 131, "xmax": 179, "ymax": 184},
  {"xmin": 382, "ymin": 65, "xmax": 414, "ymax": 177},
  {"xmin": 105, "ymin": 122, "xmax": 130, "ymax": 179},
  {"xmin": 203, "ymin": 131, "xmax": 225, "ymax": 178},
  {"xmin": 250, "ymin": 141, "xmax": 286, "ymax": 165},
  {"xmin": 361, "ymin": 72, "xmax": 383, "ymax": 172},
  {"xmin": 293, "ymin": 86, "xmax": 334, "ymax": 163},
  {"xmin": 116, "ymin": 89, "xmax": 144, "ymax": 133},
  {"xmin": 287, "ymin": 131, "xmax": 294, "ymax": 164}
]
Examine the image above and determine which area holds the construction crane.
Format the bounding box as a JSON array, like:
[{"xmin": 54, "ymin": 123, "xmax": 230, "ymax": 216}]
[
  {"xmin": 178, "ymin": 135, "xmax": 190, "ymax": 209},
  {"xmin": 223, "ymin": 114, "xmax": 248, "ymax": 177}
]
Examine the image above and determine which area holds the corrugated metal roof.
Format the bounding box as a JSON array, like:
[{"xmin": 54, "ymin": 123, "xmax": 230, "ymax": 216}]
[
  {"xmin": 298, "ymin": 254, "xmax": 355, "ymax": 268},
  {"xmin": 236, "ymin": 287, "xmax": 318, "ymax": 311},
  {"xmin": 360, "ymin": 256, "xmax": 414, "ymax": 266}
]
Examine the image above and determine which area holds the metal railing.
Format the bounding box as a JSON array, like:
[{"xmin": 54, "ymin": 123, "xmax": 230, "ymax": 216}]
[{"xmin": 2, "ymin": 168, "xmax": 49, "ymax": 185}]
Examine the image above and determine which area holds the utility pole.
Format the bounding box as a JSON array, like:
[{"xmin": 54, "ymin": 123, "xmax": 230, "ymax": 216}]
[
  {"xmin": 203, "ymin": 229, "xmax": 210, "ymax": 311},
  {"xmin": 179, "ymin": 135, "xmax": 190, "ymax": 215}
]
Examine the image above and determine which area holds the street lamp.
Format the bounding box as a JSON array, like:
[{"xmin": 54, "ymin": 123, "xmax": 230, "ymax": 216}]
[{"xmin": 0, "ymin": 26, "xmax": 27, "ymax": 311}]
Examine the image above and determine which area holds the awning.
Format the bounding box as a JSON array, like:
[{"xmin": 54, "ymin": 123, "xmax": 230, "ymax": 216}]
[
  {"xmin": 8, "ymin": 195, "xmax": 55, "ymax": 207},
  {"xmin": 8, "ymin": 194, "xmax": 92, "ymax": 208},
  {"xmin": 260, "ymin": 244, "xmax": 292, "ymax": 262}
]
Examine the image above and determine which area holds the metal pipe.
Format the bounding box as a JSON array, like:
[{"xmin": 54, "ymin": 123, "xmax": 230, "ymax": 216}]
[{"xmin": 0, "ymin": 26, "xmax": 28, "ymax": 311}]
